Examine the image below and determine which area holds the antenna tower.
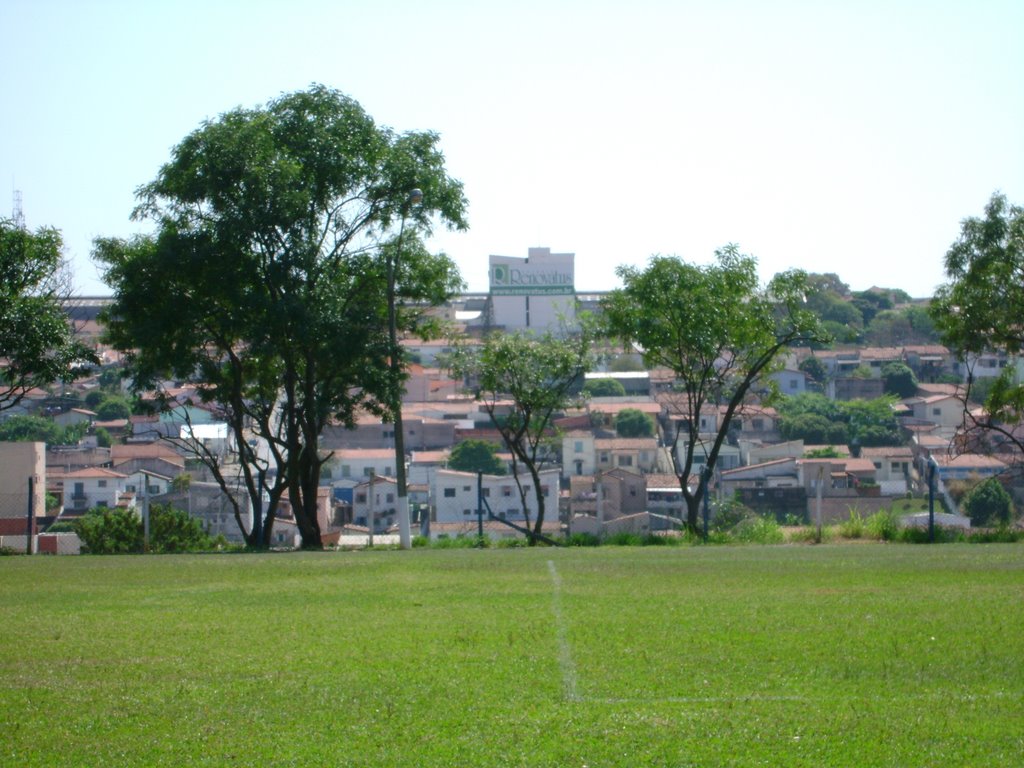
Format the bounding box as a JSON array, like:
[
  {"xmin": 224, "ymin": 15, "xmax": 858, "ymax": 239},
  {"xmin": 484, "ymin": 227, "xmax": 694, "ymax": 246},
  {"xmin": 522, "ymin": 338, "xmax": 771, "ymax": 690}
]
[{"xmin": 12, "ymin": 189, "xmax": 25, "ymax": 228}]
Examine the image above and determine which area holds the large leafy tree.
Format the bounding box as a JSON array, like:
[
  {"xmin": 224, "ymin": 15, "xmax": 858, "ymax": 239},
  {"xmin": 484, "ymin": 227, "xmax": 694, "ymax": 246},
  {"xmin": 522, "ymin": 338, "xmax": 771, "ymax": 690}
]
[
  {"xmin": 447, "ymin": 438, "xmax": 506, "ymax": 475},
  {"xmin": 0, "ymin": 219, "xmax": 95, "ymax": 412},
  {"xmin": 450, "ymin": 326, "xmax": 595, "ymax": 542},
  {"xmin": 603, "ymin": 246, "xmax": 829, "ymax": 533},
  {"xmin": 96, "ymin": 85, "xmax": 466, "ymax": 549},
  {"xmin": 931, "ymin": 193, "xmax": 1024, "ymax": 457}
]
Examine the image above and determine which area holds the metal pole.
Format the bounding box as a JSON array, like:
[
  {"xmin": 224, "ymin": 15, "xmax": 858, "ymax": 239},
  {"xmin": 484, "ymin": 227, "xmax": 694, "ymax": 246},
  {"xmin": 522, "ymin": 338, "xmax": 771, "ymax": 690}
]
[
  {"xmin": 367, "ymin": 474, "xmax": 375, "ymax": 548},
  {"xmin": 477, "ymin": 471, "xmax": 484, "ymax": 541},
  {"xmin": 26, "ymin": 476, "xmax": 34, "ymax": 556},
  {"xmin": 928, "ymin": 457, "xmax": 937, "ymax": 543},
  {"xmin": 702, "ymin": 466, "xmax": 710, "ymax": 543},
  {"xmin": 816, "ymin": 466, "xmax": 824, "ymax": 543}
]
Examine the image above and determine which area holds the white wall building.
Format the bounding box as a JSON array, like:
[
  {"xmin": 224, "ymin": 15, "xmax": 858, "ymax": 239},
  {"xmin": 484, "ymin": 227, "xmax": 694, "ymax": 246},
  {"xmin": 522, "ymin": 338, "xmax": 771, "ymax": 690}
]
[
  {"xmin": 433, "ymin": 468, "xmax": 560, "ymax": 525},
  {"xmin": 487, "ymin": 248, "xmax": 576, "ymax": 332}
]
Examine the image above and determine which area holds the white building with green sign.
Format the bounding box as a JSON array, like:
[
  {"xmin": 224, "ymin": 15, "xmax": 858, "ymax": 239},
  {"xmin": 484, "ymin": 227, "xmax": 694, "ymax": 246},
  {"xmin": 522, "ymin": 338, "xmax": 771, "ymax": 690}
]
[{"xmin": 488, "ymin": 247, "xmax": 576, "ymax": 332}]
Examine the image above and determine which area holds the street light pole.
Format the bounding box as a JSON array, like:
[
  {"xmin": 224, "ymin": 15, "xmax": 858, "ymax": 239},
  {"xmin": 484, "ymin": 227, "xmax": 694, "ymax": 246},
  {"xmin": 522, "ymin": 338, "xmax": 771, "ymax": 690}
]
[{"xmin": 389, "ymin": 188, "xmax": 422, "ymax": 550}]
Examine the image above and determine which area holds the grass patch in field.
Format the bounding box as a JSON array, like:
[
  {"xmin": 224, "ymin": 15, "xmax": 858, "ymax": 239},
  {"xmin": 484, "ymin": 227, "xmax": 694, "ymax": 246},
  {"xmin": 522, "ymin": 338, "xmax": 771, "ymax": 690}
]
[{"xmin": 1, "ymin": 545, "xmax": 1022, "ymax": 766}]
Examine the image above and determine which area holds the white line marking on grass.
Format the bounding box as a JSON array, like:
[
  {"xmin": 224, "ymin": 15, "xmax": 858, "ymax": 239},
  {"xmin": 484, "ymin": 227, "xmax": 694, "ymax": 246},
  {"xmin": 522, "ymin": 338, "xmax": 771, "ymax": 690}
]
[{"xmin": 547, "ymin": 559, "xmax": 580, "ymax": 702}]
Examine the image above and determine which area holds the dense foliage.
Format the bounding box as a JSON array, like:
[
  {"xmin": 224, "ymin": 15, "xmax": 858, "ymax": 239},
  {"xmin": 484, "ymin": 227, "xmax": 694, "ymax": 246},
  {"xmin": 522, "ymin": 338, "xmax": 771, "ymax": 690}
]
[
  {"xmin": 614, "ymin": 408, "xmax": 655, "ymax": 437},
  {"xmin": 0, "ymin": 414, "xmax": 87, "ymax": 445},
  {"xmin": 96, "ymin": 85, "xmax": 467, "ymax": 549},
  {"xmin": 603, "ymin": 247, "xmax": 830, "ymax": 532},
  {"xmin": 931, "ymin": 192, "xmax": 1024, "ymax": 457},
  {"xmin": 0, "ymin": 218, "xmax": 96, "ymax": 412},
  {"xmin": 776, "ymin": 392, "xmax": 902, "ymax": 447},
  {"xmin": 962, "ymin": 478, "xmax": 1014, "ymax": 527},
  {"xmin": 447, "ymin": 439, "xmax": 506, "ymax": 476},
  {"xmin": 449, "ymin": 324, "xmax": 595, "ymax": 540}
]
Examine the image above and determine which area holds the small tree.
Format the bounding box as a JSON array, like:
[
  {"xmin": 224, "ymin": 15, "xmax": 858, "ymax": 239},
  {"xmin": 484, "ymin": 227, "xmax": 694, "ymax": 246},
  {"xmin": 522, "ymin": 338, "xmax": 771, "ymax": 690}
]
[
  {"xmin": 1, "ymin": 218, "xmax": 96, "ymax": 413},
  {"xmin": 150, "ymin": 503, "xmax": 220, "ymax": 552},
  {"xmin": 614, "ymin": 408, "xmax": 655, "ymax": 437},
  {"xmin": 962, "ymin": 478, "xmax": 1014, "ymax": 527},
  {"xmin": 881, "ymin": 362, "xmax": 918, "ymax": 398},
  {"xmin": 931, "ymin": 193, "xmax": 1024, "ymax": 459},
  {"xmin": 96, "ymin": 395, "xmax": 133, "ymax": 421},
  {"xmin": 603, "ymin": 247, "xmax": 829, "ymax": 533},
  {"xmin": 73, "ymin": 507, "xmax": 143, "ymax": 554},
  {"xmin": 448, "ymin": 439, "xmax": 506, "ymax": 475},
  {"xmin": 450, "ymin": 324, "xmax": 594, "ymax": 541},
  {"xmin": 583, "ymin": 378, "xmax": 626, "ymax": 397}
]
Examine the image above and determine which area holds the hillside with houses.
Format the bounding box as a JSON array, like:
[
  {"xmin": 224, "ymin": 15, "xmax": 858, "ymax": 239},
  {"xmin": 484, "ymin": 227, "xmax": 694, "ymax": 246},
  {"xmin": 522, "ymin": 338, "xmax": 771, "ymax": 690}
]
[{"xmin": 3, "ymin": 289, "xmax": 1021, "ymax": 552}]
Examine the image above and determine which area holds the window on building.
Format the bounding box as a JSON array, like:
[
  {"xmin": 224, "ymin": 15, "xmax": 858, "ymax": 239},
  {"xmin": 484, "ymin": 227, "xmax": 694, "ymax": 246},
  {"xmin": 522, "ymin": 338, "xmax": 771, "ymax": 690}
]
[
  {"xmin": 751, "ymin": 419, "xmax": 764, "ymax": 430},
  {"xmin": 482, "ymin": 488, "xmax": 491, "ymax": 498},
  {"xmin": 462, "ymin": 486, "xmax": 471, "ymax": 492},
  {"xmin": 618, "ymin": 455, "xmax": 633, "ymax": 467},
  {"xmin": 932, "ymin": 408, "xmax": 941, "ymax": 416},
  {"xmin": 356, "ymin": 493, "xmax": 366, "ymax": 503},
  {"xmin": 502, "ymin": 486, "xmax": 512, "ymax": 497},
  {"xmin": 386, "ymin": 493, "xmax": 394, "ymax": 503},
  {"xmin": 574, "ymin": 441, "xmax": 584, "ymax": 454},
  {"xmin": 443, "ymin": 488, "xmax": 456, "ymax": 498},
  {"xmin": 600, "ymin": 453, "xmax": 609, "ymax": 464},
  {"xmin": 789, "ymin": 378, "xmax": 799, "ymax": 390},
  {"xmin": 363, "ymin": 467, "xmax": 374, "ymax": 477},
  {"xmin": 463, "ymin": 509, "xmax": 472, "ymax": 516},
  {"xmin": 341, "ymin": 465, "xmax": 351, "ymax": 478},
  {"xmin": 98, "ymin": 480, "xmax": 107, "ymax": 488}
]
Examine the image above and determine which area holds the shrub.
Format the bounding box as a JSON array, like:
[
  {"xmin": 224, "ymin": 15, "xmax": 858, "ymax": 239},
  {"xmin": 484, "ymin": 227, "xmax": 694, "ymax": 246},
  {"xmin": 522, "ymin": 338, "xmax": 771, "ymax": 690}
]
[
  {"xmin": 495, "ymin": 537, "xmax": 528, "ymax": 548},
  {"xmin": 710, "ymin": 498, "xmax": 756, "ymax": 532},
  {"xmin": 604, "ymin": 532, "xmax": 645, "ymax": 546},
  {"xmin": 731, "ymin": 515, "xmax": 785, "ymax": 544},
  {"xmin": 564, "ymin": 532, "xmax": 600, "ymax": 547},
  {"xmin": 962, "ymin": 478, "xmax": 1014, "ymax": 527},
  {"xmin": 73, "ymin": 507, "xmax": 143, "ymax": 554},
  {"xmin": 839, "ymin": 509, "xmax": 865, "ymax": 539},
  {"xmin": 866, "ymin": 509, "xmax": 900, "ymax": 541},
  {"xmin": 788, "ymin": 526, "xmax": 834, "ymax": 544}
]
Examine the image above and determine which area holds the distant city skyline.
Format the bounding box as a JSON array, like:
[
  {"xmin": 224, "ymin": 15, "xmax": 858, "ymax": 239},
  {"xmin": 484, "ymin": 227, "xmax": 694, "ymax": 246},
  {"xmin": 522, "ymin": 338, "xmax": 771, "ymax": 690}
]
[{"xmin": 3, "ymin": 1, "xmax": 1021, "ymax": 299}]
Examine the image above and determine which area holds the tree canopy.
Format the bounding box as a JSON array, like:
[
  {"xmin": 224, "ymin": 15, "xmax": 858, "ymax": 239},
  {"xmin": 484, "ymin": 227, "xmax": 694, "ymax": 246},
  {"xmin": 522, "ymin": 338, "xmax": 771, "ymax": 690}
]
[
  {"xmin": 449, "ymin": 325, "xmax": 594, "ymax": 541},
  {"xmin": 0, "ymin": 218, "xmax": 96, "ymax": 412},
  {"xmin": 614, "ymin": 408, "xmax": 655, "ymax": 437},
  {"xmin": 603, "ymin": 246, "xmax": 830, "ymax": 532},
  {"xmin": 447, "ymin": 438, "xmax": 506, "ymax": 475},
  {"xmin": 96, "ymin": 85, "xmax": 466, "ymax": 549},
  {"xmin": 930, "ymin": 193, "xmax": 1024, "ymax": 457}
]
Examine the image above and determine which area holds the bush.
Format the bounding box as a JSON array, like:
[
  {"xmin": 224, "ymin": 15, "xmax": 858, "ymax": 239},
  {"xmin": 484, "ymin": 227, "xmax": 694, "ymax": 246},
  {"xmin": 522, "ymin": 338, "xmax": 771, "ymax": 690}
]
[
  {"xmin": 838, "ymin": 509, "xmax": 865, "ymax": 539},
  {"xmin": 148, "ymin": 503, "xmax": 221, "ymax": 553},
  {"xmin": 604, "ymin": 532, "xmax": 645, "ymax": 546},
  {"xmin": 962, "ymin": 478, "xmax": 1014, "ymax": 527},
  {"xmin": 710, "ymin": 498, "xmax": 756, "ymax": 532},
  {"xmin": 788, "ymin": 526, "xmax": 834, "ymax": 544},
  {"xmin": 73, "ymin": 507, "xmax": 143, "ymax": 554},
  {"xmin": 731, "ymin": 515, "xmax": 785, "ymax": 544},
  {"xmin": 866, "ymin": 509, "xmax": 900, "ymax": 541},
  {"xmin": 565, "ymin": 532, "xmax": 601, "ymax": 547}
]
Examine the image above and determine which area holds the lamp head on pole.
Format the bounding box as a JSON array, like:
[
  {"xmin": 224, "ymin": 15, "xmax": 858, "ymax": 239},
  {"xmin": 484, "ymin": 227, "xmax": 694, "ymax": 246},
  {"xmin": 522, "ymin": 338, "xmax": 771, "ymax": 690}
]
[{"xmin": 408, "ymin": 188, "xmax": 423, "ymax": 206}]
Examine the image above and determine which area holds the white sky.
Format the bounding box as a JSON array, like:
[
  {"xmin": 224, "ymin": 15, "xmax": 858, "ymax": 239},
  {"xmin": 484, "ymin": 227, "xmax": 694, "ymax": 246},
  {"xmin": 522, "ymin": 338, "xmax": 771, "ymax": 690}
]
[{"xmin": 2, "ymin": 0, "xmax": 1022, "ymax": 298}]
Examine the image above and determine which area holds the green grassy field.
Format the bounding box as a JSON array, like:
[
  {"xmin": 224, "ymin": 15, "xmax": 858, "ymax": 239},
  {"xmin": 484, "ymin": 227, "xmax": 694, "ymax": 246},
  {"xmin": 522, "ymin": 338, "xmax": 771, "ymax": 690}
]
[{"xmin": 2, "ymin": 544, "xmax": 1022, "ymax": 766}]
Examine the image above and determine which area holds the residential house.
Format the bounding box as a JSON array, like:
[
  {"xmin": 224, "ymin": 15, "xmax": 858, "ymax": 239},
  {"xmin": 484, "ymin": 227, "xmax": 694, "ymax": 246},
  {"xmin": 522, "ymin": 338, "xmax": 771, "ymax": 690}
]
[
  {"xmin": 859, "ymin": 446, "xmax": 913, "ymax": 494},
  {"xmin": 568, "ymin": 468, "xmax": 646, "ymax": 520},
  {"xmin": 769, "ymin": 368, "xmax": 808, "ymax": 396},
  {"xmin": 53, "ymin": 408, "xmax": 95, "ymax": 430},
  {"xmin": 645, "ymin": 473, "xmax": 686, "ymax": 520},
  {"xmin": 110, "ymin": 443, "xmax": 186, "ymax": 478},
  {"xmin": 154, "ymin": 480, "xmax": 253, "ymax": 544},
  {"xmin": 323, "ymin": 449, "xmax": 397, "ymax": 486},
  {"xmin": 52, "ymin": 466, "xmax": 132, "ymax": 512},
  {"xmin": 594, "ymin": 437, "xmax": 659, "ymax": 475},
  {"xmin": 906, "ymin": 394, "xmax": 964, "ymax": 431},
  {"xmin": 433, "ymin": 468, "xmax": 560, "ymax": 526},
  {"xmin": 562, "ymin": 432, "xmax": 596, "ymax": 478}
]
